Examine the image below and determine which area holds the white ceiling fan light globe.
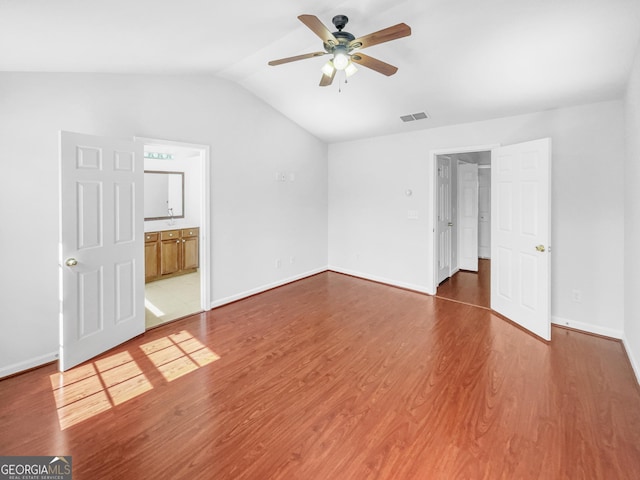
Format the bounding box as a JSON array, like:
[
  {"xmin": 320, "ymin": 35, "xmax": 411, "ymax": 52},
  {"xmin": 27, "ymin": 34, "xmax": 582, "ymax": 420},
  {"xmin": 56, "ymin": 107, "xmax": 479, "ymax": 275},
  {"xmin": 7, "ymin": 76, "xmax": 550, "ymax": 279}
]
[
  {"xmin": 333, "ymin": 50, "xmax": 351, "ymax": 70},
  {"xmin": 321, "ymin": 60, "xmax": 336, "ymax": 76},
  {"xmin": 345, "ymin": 62, "xmax": 358, "ymax": 77}
]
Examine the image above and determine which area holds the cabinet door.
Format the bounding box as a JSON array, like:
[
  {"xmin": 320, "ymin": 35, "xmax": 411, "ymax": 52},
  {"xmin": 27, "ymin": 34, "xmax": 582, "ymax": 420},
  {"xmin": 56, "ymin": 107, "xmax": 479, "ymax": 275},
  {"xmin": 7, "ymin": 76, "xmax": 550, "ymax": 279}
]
[
  {"xmin": 182, "ymin": 236, "xmax": 199, "ymax": 270},
  {"xmin": 144, "ymin": 239, "xmax": 160, "ymax": 282},
  {"xmin": 161, "ymin": 238, "xmax": 181, "ymax": 275}
]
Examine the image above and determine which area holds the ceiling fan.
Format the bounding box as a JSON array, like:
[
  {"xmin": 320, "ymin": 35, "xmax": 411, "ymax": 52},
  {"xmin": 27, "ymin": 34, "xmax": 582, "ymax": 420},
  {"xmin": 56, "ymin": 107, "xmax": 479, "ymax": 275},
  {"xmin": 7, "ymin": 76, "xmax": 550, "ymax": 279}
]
[{"xmin": 268, "ymin": 14, "xmax": 411, "ymax": 87}]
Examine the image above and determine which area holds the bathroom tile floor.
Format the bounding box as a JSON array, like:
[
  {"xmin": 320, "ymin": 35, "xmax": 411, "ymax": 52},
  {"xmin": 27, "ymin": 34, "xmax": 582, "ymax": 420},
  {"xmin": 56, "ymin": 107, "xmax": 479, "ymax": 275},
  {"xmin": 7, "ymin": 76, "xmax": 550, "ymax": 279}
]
[{"xmin": 145, "ymin": 272, "xmax": 201, "ymax": 329}]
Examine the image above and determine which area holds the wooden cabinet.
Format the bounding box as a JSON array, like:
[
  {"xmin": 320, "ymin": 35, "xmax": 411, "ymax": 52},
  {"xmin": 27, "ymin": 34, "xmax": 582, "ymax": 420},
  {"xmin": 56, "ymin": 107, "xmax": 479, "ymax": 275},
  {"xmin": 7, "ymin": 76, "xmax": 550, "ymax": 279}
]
[
  {"xmin": 145, "ymin": 227, "xmax": 199, "ymax": 283},
  {"xmin": 160, "ymin": 230, "xmax": 181, "ymax": 276},
  {"xmin": 181, "ymin": 228, "xmax": 199, "ymax": 270},
  {"xmin": 144, "ymin": 232, "xmax": 160, "ymax": 282}
]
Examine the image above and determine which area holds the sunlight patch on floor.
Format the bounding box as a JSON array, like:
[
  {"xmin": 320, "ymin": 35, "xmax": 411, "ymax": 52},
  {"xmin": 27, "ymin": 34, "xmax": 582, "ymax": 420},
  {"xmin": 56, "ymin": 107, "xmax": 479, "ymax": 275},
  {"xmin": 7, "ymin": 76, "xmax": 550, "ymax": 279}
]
[
  {"xmin": 141, "ymin": 330, "xmax": 220, "ymax": 382},
  {"xmin": 49, "ymin": 352, "xmax": 152, "ymax": 430},
  {"xmin": 144, "ymin": 298, "xmax": 165, "ymax": 317},
  {"xmin": 50, "ymin": 331, "xmax": 219, "ymax": 430}
]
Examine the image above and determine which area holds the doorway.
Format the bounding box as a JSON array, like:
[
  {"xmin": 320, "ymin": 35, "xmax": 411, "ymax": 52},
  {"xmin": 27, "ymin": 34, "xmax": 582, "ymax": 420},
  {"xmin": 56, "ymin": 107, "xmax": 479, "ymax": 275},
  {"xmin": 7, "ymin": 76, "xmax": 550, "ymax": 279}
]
[
  {"xmin": 140, "ymin": 138, "xmax": 210, "ymax": 328},
  {"xmin": 434, "ymin": 148, "xmax": 493, "ymax": 308}
]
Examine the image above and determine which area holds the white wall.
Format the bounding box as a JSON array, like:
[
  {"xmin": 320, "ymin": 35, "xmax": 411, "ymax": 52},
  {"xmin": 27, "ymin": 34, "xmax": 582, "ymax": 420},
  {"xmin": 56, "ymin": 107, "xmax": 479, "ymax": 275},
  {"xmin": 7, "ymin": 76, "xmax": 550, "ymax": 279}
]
[
  {"xmin": 0, "ymin": 73, "xmax": 328, "ymax": 377},
  {"xmin": 624, "ymin": 42, "xmax": 640, "ymax": 382},
  {"xmin": 329, "ymin": 100, "xmax": 626, "ymax": 337}
]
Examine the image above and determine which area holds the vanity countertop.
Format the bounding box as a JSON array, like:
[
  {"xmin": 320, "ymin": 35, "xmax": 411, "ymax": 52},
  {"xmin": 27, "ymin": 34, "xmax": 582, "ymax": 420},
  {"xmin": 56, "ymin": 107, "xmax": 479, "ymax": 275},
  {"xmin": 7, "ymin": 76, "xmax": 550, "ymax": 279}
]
[{"xmin": 144, "ymin": 225, "xmax": 199, "ymax": 233}]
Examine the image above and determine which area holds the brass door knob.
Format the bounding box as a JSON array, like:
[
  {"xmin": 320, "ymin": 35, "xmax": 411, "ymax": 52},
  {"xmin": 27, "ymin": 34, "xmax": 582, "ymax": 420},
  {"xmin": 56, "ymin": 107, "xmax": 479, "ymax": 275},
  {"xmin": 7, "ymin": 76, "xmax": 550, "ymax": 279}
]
[
  {"xmin": 535, "ymin": 245, "xmax": 546, "ymax": 252},
  {"xmin": 65, "ymin": 258, "xmax": 78, "ymax": 267}
]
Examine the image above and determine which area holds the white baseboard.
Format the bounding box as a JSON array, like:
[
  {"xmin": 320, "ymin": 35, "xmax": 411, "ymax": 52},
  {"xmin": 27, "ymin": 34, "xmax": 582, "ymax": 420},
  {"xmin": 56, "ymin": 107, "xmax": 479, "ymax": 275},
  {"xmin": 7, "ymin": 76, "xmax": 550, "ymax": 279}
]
[
  {"xmin": 622, "ymin": 334, "xmax": 640, "ymax": 386},
  {"xmin": 552, "ymin": 315, "xmax": 623, "ymax": 339},
  {"xmin": 0, "ymin": 351, "xmax": 58, "ymax": 379},
  {"xmin": 209, "ymin": 267, "xmax": 327, "ymax": 309},
  {"xmin": 328, "ymin": 266, "xmax": 431, "ymax": 295}
]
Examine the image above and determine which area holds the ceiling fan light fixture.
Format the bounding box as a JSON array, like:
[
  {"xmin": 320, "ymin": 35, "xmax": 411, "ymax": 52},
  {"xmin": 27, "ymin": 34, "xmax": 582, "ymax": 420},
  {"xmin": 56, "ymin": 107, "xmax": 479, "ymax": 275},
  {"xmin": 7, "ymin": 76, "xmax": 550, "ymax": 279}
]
[
  {"xmin": 345, "ymin": 62, "xmax": 358, "ymax": 77},
  {"xmin": 332, "ymin": 47, "xmax": 350, "ymax": 70},
  {"xmin": 268, "ymin": 14, "xmax": 412, "ymax": 87},
  {"xmin": 321, "ymin": 60, "xmax": 336, "ymax": 77}
]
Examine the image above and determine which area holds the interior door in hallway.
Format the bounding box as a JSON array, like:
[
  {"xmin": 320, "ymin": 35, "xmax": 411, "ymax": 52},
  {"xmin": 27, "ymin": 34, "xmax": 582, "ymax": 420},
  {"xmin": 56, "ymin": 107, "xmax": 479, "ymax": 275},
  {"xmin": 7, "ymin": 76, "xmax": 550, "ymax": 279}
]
[
  {"xmin": 458, "ymin": 162, "xmax": 479, "ymax": 271},
  {"xmin": 478, "ymin": 167, "xmax": 491, "ymax": 258},
  {"xmin": 59, "ymin": 131, "xmax": 145, "ymax": 371},
  {"xmin": 436, "ymin": 156, "xmax": 452, "ymax": 284}
]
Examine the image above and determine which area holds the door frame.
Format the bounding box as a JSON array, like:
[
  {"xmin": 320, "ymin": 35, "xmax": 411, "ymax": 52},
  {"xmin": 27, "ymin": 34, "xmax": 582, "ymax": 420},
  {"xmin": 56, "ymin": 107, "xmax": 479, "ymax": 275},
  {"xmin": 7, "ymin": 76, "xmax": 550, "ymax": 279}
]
[
  {"xmin": 429, "ymin": 144, "xmax": 498, "ymax": 295},
  {"xmin": 136, "ymin": 137, "xmax": 211, "ymax": 312}
]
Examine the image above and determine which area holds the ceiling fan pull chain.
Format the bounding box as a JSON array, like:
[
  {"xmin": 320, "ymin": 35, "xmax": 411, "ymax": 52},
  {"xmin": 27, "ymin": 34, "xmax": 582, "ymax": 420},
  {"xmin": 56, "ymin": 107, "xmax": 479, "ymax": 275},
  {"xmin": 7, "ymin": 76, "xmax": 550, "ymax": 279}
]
[{"xmin": 339, "ymin": 71, "xmax": 347, "ymax": 93}]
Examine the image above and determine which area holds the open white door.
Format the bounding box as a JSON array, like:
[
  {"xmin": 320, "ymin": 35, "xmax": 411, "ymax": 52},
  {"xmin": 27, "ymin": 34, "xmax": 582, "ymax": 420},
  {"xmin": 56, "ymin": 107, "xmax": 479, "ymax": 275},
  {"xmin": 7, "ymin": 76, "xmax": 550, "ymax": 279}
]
[
  {"xmin": 458, "ymin": 163, "xmax": 479, "ymax": 271},
  {"xmin": 436, "ymin": 156, "xmax": 452, "ymax": 284},
  {"xmin": 59, "ymin": 131, "xmax": 145, "ymax": 371},
  {"xmin": 491, "ymin": 138, "xmax": 551, "ymax": 341}
]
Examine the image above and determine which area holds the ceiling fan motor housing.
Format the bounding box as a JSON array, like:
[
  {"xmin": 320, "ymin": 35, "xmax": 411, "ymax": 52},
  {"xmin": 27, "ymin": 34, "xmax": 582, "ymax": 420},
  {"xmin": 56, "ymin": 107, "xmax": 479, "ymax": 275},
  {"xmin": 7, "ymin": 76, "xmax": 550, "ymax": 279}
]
[
  {"xmin": 325, "ymin": 32, "xmax": 356, "ymax": 51},
  {"xmin": 332, "ymin": 15, "xmax": 349, "ymax": 31}
]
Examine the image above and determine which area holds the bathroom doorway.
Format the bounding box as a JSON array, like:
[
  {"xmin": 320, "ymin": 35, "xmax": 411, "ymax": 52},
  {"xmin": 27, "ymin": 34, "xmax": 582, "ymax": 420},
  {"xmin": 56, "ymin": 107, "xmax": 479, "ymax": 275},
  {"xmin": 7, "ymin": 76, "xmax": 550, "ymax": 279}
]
[{"xmin": 140, "ymin": 138, "xmax": 210, "ymax": 328}]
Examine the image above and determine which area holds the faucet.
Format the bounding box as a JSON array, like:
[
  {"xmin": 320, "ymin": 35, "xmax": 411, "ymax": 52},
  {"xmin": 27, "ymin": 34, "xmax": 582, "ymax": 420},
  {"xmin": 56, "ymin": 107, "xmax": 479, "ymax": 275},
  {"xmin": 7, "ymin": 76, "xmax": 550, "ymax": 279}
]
[{"xmin": 167, "ymin": 207, "xmax": 175, "ymax": 226}]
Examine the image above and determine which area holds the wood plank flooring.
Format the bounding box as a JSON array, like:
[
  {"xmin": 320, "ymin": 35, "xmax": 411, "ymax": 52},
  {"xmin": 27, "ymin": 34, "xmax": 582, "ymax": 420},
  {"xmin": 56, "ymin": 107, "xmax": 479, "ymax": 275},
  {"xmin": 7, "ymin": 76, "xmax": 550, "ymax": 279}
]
[
  {"xmin": 1, "ymin": 271, "xmax": 640, "ymax": 479},
  {"xmin": 436, "ymin": 258, "xmax": 491, "ymax": 308}
]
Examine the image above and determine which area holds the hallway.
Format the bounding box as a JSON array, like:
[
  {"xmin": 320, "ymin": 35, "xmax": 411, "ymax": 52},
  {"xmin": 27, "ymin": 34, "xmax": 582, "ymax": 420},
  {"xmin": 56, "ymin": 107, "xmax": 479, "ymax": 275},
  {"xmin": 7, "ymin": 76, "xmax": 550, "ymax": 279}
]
[{"xmin": 436, "ymin": 258, "xmax": 490, "ymax": 308}]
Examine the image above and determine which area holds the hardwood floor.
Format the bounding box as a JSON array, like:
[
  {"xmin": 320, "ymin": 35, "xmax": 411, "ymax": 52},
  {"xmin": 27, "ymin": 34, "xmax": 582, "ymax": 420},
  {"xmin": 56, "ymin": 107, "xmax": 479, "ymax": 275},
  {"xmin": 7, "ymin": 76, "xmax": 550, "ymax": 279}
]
[
  {"xmin": 436, "ymin": 258, "xmax": 491, "ymax": 308},
  {"xmin": 1, "ymin": 272, "xmax": 639, "ymax": 479}
]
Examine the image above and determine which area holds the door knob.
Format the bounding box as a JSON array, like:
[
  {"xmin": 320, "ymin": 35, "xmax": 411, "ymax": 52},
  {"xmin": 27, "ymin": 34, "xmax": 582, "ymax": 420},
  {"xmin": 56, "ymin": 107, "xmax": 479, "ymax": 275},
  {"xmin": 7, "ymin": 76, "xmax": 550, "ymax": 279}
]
[
  {"xmin": 448, "ymin": 222, "xmax": 453, "ymax": 227},
  {"xmin": 65, "ymin": 258, "xmax": 78, "ymax": 267},
  {"xmin": 535, "ymin": 245, "xmax": 546, "ymax": 252}
]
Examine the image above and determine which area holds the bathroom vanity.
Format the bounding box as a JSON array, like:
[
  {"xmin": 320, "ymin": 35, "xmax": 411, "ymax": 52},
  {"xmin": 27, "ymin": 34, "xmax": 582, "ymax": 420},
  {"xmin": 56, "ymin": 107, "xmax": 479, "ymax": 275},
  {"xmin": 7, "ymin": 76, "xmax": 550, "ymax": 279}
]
[{"xmin": 145, "ymin": 227, "xmax": 199, "ymax": 283}]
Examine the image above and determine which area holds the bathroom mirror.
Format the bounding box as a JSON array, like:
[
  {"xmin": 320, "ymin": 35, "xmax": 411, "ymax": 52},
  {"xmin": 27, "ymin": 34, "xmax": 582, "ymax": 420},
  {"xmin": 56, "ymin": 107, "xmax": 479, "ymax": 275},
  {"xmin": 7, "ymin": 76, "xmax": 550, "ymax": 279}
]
[{"xmin": 144, "ymin": 171, "xmax": 185, "ymax": 220}]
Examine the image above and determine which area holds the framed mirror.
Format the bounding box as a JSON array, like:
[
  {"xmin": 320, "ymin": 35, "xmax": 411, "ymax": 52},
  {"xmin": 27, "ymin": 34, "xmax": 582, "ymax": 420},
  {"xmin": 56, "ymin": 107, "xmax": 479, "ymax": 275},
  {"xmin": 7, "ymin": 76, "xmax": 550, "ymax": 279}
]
[{"xmin": 144, "ymin": 171, "xmax": 185, "ymax": 220}]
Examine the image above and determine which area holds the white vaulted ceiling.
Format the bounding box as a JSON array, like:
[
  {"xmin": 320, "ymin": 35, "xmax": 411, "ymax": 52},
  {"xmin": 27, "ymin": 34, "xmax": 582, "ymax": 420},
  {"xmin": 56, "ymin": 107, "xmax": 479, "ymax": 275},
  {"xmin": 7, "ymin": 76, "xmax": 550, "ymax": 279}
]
[{"xmin": 1, "ymin": 0, "xmax": 639, "ymax": 143}]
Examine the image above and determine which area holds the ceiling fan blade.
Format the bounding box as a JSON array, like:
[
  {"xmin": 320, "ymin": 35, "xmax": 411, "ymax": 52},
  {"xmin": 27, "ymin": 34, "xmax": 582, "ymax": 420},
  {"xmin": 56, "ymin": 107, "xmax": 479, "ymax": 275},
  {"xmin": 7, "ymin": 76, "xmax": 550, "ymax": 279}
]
[
  {"xmin": 319, "ymin": 69, "xmax": 337, "ymax": 87},
  {"xmin": 298, "ymin": 14, "xmax": 339, "ymax": 46},
  {"xmin": 351, "ymin": 53, "xmax": 398, "ymax": 76},
  {"xmin": 349, "ymin": 23, "xmax": 411, "ymax": 50},
  {"xmin": 268, "ymin": 51, "xmax": 327, "ymax": 66}
]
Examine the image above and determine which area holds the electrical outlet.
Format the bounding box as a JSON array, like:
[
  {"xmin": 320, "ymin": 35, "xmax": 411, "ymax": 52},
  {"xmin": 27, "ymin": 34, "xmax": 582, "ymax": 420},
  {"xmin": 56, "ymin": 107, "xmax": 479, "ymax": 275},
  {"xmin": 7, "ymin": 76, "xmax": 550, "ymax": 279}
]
[
  {"xmin": 276, "ymin": 259, "xmax": 282, "ymax": 269},
  {"xmin": 571, "ymin": 289, "xmax": 582, "ymax": 303}
]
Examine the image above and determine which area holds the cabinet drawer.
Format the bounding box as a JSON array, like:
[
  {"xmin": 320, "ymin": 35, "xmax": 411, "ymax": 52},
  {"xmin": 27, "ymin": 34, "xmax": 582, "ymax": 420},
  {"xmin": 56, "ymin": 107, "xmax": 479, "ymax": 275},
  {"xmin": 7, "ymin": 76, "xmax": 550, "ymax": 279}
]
[
  {"xmin": 181, "ymin": 228, "xmax": 199, "ymax": 238},
  {"xmin": 144, "ymin": 232, "xmax": 159, "ymax": 243},
  {"xmin": 160, "ymin": 230, "xmax": 180, "ymax": 240}
]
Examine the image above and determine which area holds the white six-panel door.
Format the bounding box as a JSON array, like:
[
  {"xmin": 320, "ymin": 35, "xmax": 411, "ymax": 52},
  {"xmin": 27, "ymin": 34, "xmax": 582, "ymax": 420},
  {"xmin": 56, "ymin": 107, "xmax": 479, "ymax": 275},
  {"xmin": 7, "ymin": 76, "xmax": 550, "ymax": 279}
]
[
  {"xmin": 437, "ymin": 156, "xmax": 452, "ymax": 284},
  {"xmin": 458, "ymin": 163, "xmax": 479, "ymax": 272},
  {"xmin": 491, "ymin": 138, "xmax": 551, "ymax": 340},
  {"xmin": 59, "ymin": 131, "xmax": 145, "ymax": 371}
]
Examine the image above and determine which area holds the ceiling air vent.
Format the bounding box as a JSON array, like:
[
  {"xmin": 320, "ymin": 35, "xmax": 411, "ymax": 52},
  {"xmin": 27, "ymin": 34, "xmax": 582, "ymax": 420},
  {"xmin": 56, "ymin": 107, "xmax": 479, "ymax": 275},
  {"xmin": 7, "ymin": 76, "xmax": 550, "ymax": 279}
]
[{"xmin": 400, "ymin": 112, "xmax": 429, "ymax": 122}]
